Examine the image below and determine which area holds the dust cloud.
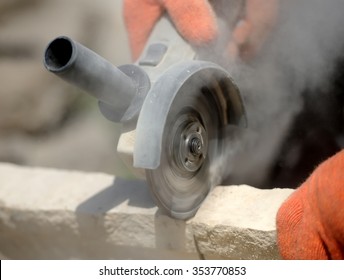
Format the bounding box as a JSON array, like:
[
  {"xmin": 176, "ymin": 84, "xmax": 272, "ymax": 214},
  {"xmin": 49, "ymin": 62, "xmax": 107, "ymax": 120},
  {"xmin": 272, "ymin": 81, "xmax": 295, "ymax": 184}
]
[{"xmin": 210, "ymin": 0, "xmax": 344, "ymax": 188}]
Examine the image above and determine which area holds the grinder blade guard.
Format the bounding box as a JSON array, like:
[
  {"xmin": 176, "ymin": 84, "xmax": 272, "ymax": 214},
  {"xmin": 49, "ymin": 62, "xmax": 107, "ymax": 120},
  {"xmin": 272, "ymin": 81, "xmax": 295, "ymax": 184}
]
[{"xmin": 43, "ymin": 16, "xmax": 247, "ymax": 220}]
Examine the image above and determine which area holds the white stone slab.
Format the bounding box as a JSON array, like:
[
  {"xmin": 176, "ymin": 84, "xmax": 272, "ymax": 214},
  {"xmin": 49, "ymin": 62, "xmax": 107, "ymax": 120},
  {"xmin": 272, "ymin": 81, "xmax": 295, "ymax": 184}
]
[{"xmin": 0, "ymin": 163, "xmax": 293, "ymax": 259}]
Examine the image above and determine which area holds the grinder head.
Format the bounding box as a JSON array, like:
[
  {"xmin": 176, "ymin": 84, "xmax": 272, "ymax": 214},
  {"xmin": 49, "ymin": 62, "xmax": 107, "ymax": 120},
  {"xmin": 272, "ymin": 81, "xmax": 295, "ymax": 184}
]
[
  {"xmin": 134, "ymin": 61, "xmax": 246, "ymax": 219},
  {"xmin": 43, "ymin": 16, "xmax": 247, "ymax": 220}
]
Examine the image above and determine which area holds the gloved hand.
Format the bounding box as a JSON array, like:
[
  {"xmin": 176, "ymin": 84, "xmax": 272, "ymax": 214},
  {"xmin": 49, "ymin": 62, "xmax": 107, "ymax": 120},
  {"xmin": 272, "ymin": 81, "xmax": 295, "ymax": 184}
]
[
  {"xmin": 123, "ymin": 0, "xmax": 279, "ymax": 61},
  {"xmin": 276, "ymin": 150, "xmax": 344, "ymax": 259}
]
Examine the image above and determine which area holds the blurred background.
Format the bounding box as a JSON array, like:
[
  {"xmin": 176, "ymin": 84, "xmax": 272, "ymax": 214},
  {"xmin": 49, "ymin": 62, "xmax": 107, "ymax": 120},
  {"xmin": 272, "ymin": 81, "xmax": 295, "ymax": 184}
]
[{"xmin": 0, "ymin": 0, "xmax": 132, "ymax": 175}]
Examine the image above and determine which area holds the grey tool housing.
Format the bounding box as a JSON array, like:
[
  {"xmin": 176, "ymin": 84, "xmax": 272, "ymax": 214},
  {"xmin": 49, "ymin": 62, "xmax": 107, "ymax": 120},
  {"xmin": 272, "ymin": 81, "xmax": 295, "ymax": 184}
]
[{"xmin": 43, "ymin": 16, "xmax": 247, "ymax": 220}]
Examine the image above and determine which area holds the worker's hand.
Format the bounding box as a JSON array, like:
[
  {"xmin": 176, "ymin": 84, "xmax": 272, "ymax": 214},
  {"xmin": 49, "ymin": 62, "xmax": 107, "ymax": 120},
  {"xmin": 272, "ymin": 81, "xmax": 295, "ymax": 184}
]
[
  {"xmin": 123, "ymin": 0, "xmax": 279, "ymax": 61},
  {"xmin": 276, "ymin": 150, "xmax": 344, "ymax": 259},
  {"xmin": 123, "ymin": 0, "xmax": 218, "ymax": 60}
]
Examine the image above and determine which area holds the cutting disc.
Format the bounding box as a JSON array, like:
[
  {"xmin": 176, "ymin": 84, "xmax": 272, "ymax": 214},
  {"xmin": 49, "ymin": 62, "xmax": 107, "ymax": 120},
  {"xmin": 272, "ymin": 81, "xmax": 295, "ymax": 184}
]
[
  {"xmin": 135, "ymin": 61, "xmax": 246, "ymax": 219},
  {"xmin": 146, "ymin": 86, "xmax": 221, "ymax": 219}
]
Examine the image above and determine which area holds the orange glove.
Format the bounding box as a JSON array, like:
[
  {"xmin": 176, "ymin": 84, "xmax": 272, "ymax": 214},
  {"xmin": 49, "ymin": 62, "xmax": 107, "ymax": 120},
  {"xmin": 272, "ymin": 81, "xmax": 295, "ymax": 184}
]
[
  {"xmin": 123, "ymin": 0, "xmax": 279, "ymax": 61},
  {"xmin": 123, "ymin": 0, "xmax": 218, "ymax": 60},
  {"xmin": 276, "ymin": 150, "xmax": 344, "ymax": 259}
]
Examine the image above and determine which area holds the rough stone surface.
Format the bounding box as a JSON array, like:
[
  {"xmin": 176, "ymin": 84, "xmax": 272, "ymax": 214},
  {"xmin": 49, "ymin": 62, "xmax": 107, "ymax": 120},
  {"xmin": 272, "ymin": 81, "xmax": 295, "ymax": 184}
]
[
  {"xmin": 191, "ymin": 186, "xmax": 294, "ymax": 259},
  {"xmin": 0, "ymin": 163, "xmax": 197, "ymax": 259},
  {"xmin": 0, "ymin": 163, "xmax": 293, "ymax": 259}
]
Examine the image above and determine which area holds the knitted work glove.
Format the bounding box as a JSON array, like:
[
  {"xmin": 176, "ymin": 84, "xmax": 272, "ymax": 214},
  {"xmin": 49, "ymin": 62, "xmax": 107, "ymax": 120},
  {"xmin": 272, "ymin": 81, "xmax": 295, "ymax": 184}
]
[
  {"xmin": 276, "ymin": 150, "xmax": 344, "ymax": 259},
  {"xmin": 123, "ymin": 0, "xmax": 218, "ymax": 60},
  {"xmin": 123, "ymin": 0, "xmax": 278, "ymax": 61}
]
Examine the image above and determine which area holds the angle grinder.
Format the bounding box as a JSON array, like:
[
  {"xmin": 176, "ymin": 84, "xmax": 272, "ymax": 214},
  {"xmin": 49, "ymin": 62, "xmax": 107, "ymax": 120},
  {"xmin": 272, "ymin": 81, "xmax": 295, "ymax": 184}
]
[{"xmin": 43, "ymin": 15, "xmax": 246, "ymax": 219}]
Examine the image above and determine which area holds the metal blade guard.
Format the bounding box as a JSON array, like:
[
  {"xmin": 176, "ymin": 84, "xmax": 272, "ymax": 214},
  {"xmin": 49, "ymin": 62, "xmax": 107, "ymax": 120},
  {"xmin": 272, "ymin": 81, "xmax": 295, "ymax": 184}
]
[{"xmin": 43, "ymin": 17, "xmax": 246, "ymax": 220}]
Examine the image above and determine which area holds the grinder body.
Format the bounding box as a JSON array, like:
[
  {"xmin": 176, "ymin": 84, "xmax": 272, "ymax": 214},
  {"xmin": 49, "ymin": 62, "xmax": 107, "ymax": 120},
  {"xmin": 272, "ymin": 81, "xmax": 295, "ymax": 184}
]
[{"xmin": 44, "ymin": 16, "xmax": 246, "ymax": 219}]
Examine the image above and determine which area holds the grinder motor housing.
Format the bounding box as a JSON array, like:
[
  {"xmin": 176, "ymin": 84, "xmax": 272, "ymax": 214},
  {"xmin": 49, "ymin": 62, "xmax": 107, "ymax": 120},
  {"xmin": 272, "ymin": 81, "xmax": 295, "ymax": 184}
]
[{"xmin": 44, "ymin": 16, "xmax": 247, "ymax": 219}]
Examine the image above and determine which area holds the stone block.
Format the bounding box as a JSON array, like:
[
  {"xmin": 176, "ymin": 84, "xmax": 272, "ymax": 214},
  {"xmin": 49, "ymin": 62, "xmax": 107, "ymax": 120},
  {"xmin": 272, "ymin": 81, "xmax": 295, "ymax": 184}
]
[
  {"xmin": 0, "ymin": 163, "xmax": 293, "ymax": 259},
  {"xmin": 0, "ymin": 163, "xmax": 197, "ymax": 259},
  {"xmin": 191, "ymin": 185, "xmax": 294, "ymax": 259}
]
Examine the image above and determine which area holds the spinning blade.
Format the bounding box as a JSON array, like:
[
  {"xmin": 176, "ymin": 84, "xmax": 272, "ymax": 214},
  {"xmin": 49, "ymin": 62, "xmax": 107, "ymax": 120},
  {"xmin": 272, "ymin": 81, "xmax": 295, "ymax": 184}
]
[
  {"xmin": 135, "ymin": 61, "xmax": 246, "ymax": 220},
  {"xmin": 146, "ymin": 87, "xmax": 222, "ymax": 219}
]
